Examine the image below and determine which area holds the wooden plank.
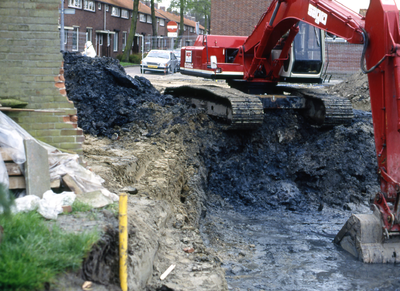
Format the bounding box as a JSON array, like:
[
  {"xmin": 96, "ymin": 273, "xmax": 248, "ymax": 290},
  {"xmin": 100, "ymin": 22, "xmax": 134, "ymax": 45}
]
[
  {"xmin": 9, "ymin": 176, "xmax": 26, "ymax": 189},
  {"xmin": 62, "ymin": 174, "xmax": 84, "ymax": 194},
  {"xmin": 0, "ymin": 108, "xmax": 64, "ymax": 113},
  {"xmin": 0, "ymin": 148, "xmax": 14, "ymax": 161},
  {"xmin": 50, "ymin": 179, "xmax": 61, "ymax": 188},
  {"xmin": 5, "ymin": 163, "xmax": 22, "ymax": 176}
]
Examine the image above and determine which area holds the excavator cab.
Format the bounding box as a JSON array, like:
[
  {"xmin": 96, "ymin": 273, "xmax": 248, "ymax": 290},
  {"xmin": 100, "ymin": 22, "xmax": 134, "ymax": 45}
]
[{"xmin": 275, "ymin": 22, "xmax": 325, "ymax": 83}]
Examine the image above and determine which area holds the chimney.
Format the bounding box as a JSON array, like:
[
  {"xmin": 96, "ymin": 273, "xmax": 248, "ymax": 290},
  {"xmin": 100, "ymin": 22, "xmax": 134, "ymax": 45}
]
[
  {"xmin": 160, "ymin": 6, "xmax": 165, "ymax": 11},
  {"xmin": 155, "ymin": 3, "xmax": 158, "ymax": 9}
]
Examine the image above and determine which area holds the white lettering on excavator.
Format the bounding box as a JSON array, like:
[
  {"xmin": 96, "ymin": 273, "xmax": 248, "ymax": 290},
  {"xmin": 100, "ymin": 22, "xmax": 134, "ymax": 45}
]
[
  {"xmin": 308, "ymin": 4, "xmax": 327, "ymax": 26},
  {"xmin": 185, "ymin": 50, "xmax": 192, "ymax": 63},
  {"xmin": 381, "ymin": 0, "xmax": 395, "ymax": 5}
]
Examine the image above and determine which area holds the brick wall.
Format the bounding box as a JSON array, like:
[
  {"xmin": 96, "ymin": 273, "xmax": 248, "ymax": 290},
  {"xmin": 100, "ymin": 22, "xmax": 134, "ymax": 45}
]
[
  {"xmin": 211, "ymin": 0, "xmax": 273, "ymax": 36},
  {"xmin": 0, "ymin": 0, "xmax": 84, "ymax": 154},
  {"xmin": 325, "ymin": 42, "xmax": 363, "ymax": 75}
]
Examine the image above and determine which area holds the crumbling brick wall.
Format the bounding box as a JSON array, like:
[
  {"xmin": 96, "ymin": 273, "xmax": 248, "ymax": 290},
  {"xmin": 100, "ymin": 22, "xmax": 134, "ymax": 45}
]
[
  {"xmin": 325, "ymin": 42, "xmax": 363, "ymax": 75},
  {"xmin": 0, "ymin": 0, "xmax": 83, "ymax": 154},
  {"xmin": 211, "ymin": 0, "xmax": 273, "ymax": 36}
]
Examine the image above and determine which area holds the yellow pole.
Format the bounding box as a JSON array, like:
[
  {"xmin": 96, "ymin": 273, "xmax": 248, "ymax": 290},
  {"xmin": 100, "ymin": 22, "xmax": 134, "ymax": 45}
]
[{"xmin": 119, "ymin": 193, "xmax": 128, "ymax": 291}]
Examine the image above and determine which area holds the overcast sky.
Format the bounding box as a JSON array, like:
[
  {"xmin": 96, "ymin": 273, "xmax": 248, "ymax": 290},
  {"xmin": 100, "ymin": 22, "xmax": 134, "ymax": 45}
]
[{"xmin": 158, "ymin": 0, "xmax": 400, "ymax": 14}]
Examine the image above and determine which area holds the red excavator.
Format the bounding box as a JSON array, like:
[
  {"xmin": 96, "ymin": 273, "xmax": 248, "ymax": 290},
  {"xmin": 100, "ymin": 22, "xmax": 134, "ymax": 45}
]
[{"xmin": 166, "ymin": 0, "xmax": 400, "ymax": 263}]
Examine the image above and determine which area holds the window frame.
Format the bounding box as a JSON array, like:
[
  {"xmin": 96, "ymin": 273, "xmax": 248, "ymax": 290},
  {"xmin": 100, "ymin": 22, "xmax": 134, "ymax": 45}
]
[
  {"xmin": 113, "ymin": 33, "xmax": 118, "ymax": 52},
  {"xmin": 72, "ymin": 27, "xmax": 79, "ymax": 51},
  {"xmin": 146, "ymin": 15, "xmax": 152, "ymax": 24},
  {"xmin": 68, "ymin": 0, "xmax": 82, "ymax": 9},
  {"xmin": 98, "ymin": 2, "xmax": 101, "ymax": 10},
  {"xmin": 105, "ymin": 4, "xmax": 109, "ymax": 11},
  {"xmin": 159, "ymin": 19, "xmax": 165, "ymax": 27},
  {"xmin": 139, "ymin": 13, "xmax": 146, "ymax": 22},
  {"xmin": 86, "ymin": 28, "xmax": 92, "ymax": 43},
  {"xmin": 83, "ymin": 0, "xmax": 95, "ymax": 11},
  {"xmin": 111, "ymin": 7, "xmax": 121, "ymax": 17},
  {"xmin": 121, "ymin": 9, "xmax": 129, "ymax": 19}
]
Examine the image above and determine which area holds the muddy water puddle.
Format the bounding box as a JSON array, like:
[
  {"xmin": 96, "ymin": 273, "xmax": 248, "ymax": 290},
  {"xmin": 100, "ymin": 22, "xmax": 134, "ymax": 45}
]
[{"xmin": 200, "ymin": 205, "xmax": 400, "ymax": 291}]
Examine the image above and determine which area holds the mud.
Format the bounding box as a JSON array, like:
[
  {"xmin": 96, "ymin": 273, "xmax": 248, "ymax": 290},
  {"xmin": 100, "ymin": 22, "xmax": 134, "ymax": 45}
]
[
  {"xmin": 326, "ymin": 71, "xmax": 370, "ymax": 111},
  {"xmin": 61, "ymin": 55, "xmax": 398, "ymax": 290}
]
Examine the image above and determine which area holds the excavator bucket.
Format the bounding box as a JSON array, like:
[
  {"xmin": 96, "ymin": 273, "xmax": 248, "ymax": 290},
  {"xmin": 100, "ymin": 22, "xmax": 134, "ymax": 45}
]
[{"xmin": 334, "ymin": 207, "xmax": 400, "ymax": 263}]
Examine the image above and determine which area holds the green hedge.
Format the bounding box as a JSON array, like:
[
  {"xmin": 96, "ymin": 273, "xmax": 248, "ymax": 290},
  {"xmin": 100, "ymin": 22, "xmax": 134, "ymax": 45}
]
[{"xmin": 116, "ymin": 53, "xmax": 142, "ymax": 64}]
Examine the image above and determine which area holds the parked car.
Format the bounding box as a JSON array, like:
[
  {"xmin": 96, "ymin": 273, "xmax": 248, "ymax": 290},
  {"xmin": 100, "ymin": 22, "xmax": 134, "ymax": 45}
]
[
  {"xmin": 140, "ymin": 50, "xmax": 179, "ymax": 74},
  {"xmin": 173, "ymin": 49, "xmax": 181, "ymax": 71}
]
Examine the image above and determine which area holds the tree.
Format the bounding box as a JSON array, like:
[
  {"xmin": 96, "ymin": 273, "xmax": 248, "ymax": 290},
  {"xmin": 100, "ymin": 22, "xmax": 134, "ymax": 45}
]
[
  {"xmin": 170, "ymin": 0, "xmax": 188, "ymax": 48},
  {"xmin": 123, "ymin": 0, "xmax": 140, "ymax": 62},
  {"xmin": 150, "ymin": 0, "xmax": 163, "ymax": 49},
  {"xmin": 187, "ymin": 0, "xmax": 211, "ymax": 34}
]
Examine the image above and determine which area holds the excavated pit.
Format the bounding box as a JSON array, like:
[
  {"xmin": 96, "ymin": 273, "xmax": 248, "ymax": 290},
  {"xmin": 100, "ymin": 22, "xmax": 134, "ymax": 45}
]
[{"xmin": 61, "ymin": 54, "xmax": 400, "ymax": 290}]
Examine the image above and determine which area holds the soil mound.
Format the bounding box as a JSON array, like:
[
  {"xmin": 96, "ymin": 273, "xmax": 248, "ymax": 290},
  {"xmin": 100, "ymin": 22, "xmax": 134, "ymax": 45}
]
[
  {"xmin": 63, "ymin": 53, "xmax": 182, "ymax": 138},
  {"xmin": 327, "ymin": 71, "xmax": 370, "ymax": 111},
  {"xmin": 64, "ymin": 54, "xmax": 379, "ymax": 210}
]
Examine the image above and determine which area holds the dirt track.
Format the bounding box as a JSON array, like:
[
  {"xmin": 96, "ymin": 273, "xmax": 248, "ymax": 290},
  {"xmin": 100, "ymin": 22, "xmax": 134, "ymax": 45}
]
[{"xmin": 61, "ymin": 56, "xmax": 400, "ymax": 291}]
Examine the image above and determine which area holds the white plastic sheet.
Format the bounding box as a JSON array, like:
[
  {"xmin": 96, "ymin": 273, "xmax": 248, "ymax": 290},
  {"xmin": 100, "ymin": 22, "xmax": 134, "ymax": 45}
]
[
  {"xmin": 11, "ymin": 191, "xmax": 76, "ymax": 220},
  {"xmin": 37, "ymin": 190, "xmax": 76, "ymax": 220},
  {"xmin": 0, "ymin": 112, "xmax": 118, "ymax": 202}
]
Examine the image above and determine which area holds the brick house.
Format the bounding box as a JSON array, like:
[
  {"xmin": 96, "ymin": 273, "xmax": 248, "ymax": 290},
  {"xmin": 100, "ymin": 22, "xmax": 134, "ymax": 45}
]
[
  {"xmin": 210, "ymin": 0, "xmax": 272, "ymax": 36},
  {"xmin": 63, "ymin": 0, "xmax": 204, "ymax": 57}
]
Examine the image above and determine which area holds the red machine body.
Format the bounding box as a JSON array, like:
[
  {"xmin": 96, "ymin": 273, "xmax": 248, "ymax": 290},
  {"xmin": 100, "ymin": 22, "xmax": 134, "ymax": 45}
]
[{"xmin": 181, "ymin": 0, "xmax": 400, "ymax": 237}]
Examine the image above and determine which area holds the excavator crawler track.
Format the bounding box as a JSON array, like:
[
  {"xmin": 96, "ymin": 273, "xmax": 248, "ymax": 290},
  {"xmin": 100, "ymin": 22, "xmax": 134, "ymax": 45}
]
[
  {"xmin": 165, "ymin": 85, "xmax": 353, "ymax": 129},
  {"xmin": 298, "ymin": 89, "xmax": 354, "ymax": 127},
  {"xmin": 164, "ymin": 85, "xmax": 264, "ymax": 129}
]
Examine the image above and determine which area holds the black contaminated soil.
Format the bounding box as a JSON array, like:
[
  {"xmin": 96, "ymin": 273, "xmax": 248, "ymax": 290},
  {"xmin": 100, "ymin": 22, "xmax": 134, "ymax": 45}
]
[{"xmin": 63, "ymin": 54, "xmax": 393, "ymax": 290}]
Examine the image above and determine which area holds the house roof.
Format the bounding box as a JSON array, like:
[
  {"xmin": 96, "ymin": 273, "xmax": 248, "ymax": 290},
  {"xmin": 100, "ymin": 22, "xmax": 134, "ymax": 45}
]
[
  {"xmin": 98, "ymin": 0, "xmax": 204, "ymax": 29},
  {"xmin": 156, "ymin": 9, "xmax": 205, "ymax": 29}
]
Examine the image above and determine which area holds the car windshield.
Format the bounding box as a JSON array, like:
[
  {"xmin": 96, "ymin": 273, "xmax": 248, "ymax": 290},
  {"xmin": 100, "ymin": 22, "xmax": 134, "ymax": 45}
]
[{"xmin": 147, "ymin": 51, "xmax": 169, "ymax": 59}]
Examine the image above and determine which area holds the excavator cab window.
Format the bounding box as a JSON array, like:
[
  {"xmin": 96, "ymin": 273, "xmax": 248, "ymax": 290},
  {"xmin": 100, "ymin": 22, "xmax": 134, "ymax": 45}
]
[
  {"xmin": 292, "ymin": 22, "xmax": 323, "ymax": 74},
  {"xmin": 225, "ymin": 49, "xmax": 239, "ymax": 63}
]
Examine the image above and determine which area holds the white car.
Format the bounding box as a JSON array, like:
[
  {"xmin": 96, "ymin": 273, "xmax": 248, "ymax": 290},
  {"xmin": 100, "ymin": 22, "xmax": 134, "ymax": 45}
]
[{"xmin": 140, "ymin": 50, "xmax": 179, "ymax": 74}]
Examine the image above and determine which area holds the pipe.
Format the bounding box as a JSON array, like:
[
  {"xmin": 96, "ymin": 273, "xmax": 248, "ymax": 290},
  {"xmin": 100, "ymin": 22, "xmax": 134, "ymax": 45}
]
[{"xmin": 119, "ymin": 193, "xmax": 128, "ymax": 291}]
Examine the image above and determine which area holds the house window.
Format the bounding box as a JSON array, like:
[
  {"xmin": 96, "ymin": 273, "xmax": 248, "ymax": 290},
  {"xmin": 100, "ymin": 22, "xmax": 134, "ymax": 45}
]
[
  {"xmin": 122, "ymin": 32, "xmax": 127, "ymax": 51},
  {"xmin": 139, "ymin": 13, "xmax": 146, "ymax": 22},
  {"xmin": 184, "ymin": 26, "xmax": 186, "ymax": 31},
  {"xmin": 189, "ymin": 27, "xmax": 193, "ymax": 32},
  {"xmin": 121, "ymin": 9, "xmax": 128, "ymax": 19},
  {"xmin": 111, "ymin": 7, "xmax": 120, "ymax": 17},
  {"xmin": 113, "ymin": 33, "xmax": 118, "ymax": 52},
  {"xmin": 98, "ymin": 2, "xmax": 101, "ymax": 10},
  {"xmin": 159, "ymin": 19, "xmax": 165, "ymax": 26},
  {"xmin": 83, "ymin": 0, "xmax": 94, "ymax": 11},
  {"xmin": 72, "ymin": 27, "xmax": 79, "ymax": 51},
  {"xmin": 68, "ymin": 0, "xmax": 82, "ymax": 8},
  {"xmin": 86, "ymin": 28, "xmax": 92, "ymax": 43},
  {"xmin": 146, "ymin": 15, "xmax": 152, "ymax": 24},
  {"xmin": 97, "ymin": 34, "xmax": 103, "ymax": 45},
  {"xmin": 105, "ymin": 4, "xmax": 109, "ymax": 11}
]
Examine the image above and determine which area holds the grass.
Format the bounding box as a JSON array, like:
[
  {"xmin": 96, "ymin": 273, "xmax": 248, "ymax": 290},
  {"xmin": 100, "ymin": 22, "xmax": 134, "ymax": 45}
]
[
  {"xmin": 0, "ymin": 211, "xmax": 99, "ymax": 291},
  {"xmin": 70, "ymin": 200, "xmax": 93, "ymax": 213},
  {"xmin": 119, "ymin": 61, "xmax": 137, "ymax": 67}
]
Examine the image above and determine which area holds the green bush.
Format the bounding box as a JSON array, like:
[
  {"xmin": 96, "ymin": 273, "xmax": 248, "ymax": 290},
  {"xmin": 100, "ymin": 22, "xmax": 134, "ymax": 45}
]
[
  {"xmin": 129, "ymin": 53, "xmax": 142, "ymax": 64},
  {"xmin": 115, "ymin": 53, "xmax": 124, "ymax": 61}
]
